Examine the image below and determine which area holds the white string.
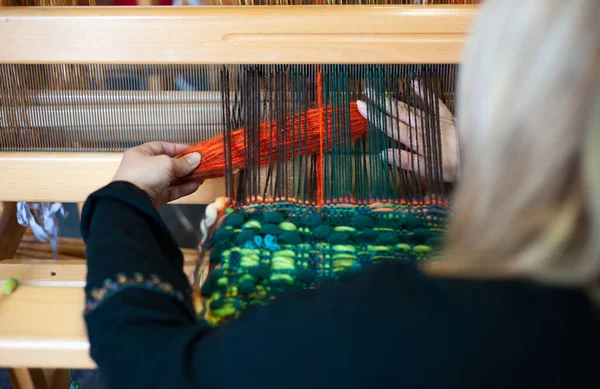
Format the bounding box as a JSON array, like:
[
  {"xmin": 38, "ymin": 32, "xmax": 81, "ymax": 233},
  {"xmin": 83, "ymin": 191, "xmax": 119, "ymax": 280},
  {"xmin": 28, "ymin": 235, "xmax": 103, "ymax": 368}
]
[
  {"xmin": 199, "ymin": 197, "xmax": 228, "ymax": 245},
  {"xmin": 16, "ymin": 202, "xmax": 67, "ymax": 259}
]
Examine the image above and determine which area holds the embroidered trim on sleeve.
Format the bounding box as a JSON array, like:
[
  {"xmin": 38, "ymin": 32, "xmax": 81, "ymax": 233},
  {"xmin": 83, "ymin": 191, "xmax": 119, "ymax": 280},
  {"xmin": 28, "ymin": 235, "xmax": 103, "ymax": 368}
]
[{"xmin": 85, "ymin": 272, "xmax": 193, "ymax": 314}]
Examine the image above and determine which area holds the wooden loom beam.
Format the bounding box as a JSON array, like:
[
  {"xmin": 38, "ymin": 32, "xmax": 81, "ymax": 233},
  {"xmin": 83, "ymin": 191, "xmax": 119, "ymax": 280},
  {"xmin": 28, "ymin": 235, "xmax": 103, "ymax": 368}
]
[
  {"xmin": 0, "ymin": 5, "xmax": 475, "ymax": 204},
  {"xmin": 0, "ymin": 152, "xmax": 226, "ymax": 203},
  {"xmin": 0, "ymin": 5, "xmax": 476, "ymax": 65}
]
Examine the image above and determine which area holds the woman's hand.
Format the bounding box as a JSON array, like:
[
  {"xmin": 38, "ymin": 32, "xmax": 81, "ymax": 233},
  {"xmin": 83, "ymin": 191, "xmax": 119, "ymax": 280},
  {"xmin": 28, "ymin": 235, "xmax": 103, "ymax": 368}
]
[
  {"xmin": 112, "ymin": 142, "xmax": 203, "ymax": 208},
  {"xmin": 356, "ymin": 82, "xmax": 460, "ymax": 182}
]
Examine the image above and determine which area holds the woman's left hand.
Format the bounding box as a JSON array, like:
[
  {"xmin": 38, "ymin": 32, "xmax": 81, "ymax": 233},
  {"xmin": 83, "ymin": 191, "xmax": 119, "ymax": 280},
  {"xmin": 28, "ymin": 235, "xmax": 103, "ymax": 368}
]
[
  {"xmin": 356, "ymin": 82, "xmax": 460, "ymax": 182},
  {"xmin": 112, "ymin": 141, "xmax": 203, "ymax": 208}
]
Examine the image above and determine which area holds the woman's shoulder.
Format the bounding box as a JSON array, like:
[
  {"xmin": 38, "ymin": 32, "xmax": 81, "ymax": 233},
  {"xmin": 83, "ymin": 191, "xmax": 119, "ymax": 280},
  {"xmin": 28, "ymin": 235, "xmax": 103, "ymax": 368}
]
[
  {"xmin": 367, "ymin": 260, "xmax": 599, "ymax": 382},
  {"xmin": 346, "ymin": 260, "xmax": 600, "ymax": 386},
  {"xmin": 365, "ymin": 260, "xmax": 599, "ymax": 334}
]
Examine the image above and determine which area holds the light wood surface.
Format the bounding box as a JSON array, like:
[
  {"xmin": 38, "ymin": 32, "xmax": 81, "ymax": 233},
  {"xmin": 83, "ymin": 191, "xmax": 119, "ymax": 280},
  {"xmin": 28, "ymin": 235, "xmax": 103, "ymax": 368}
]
[
  {"xmin": 0, "ymin": 6, "xmax": 477, "ymax": 64},
  {"xmin": 0, "ymin": 258, "xmax": 197, "ymax": 287},
  {"xmin": 0, "ymin": 286, "xmax": 95, "ymax": 369},
  {"xmin": 0, "ymin": 253, "xmax": 199, "ymax": 369},
  {"xmin": 0, "ymin": 152, "xmax": 225, "ymax": 204}
]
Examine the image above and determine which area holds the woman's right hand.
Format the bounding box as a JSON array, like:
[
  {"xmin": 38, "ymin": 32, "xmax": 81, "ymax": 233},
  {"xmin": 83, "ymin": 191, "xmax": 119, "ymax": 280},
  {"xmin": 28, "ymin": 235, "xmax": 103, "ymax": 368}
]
[
  {"xmin": 356, "ymin": 82, "xmax": 460, "ymax": 183},
  {"xmin": 112, "ymin": 141, "xmax": 203, "ymax": 208}
]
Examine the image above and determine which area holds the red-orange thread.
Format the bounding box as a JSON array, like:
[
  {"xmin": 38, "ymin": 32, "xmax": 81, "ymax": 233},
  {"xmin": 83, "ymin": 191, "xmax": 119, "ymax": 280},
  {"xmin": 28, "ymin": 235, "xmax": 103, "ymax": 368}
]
[
  {"xmin": 317, "ymin": 69, "xmax": 325, "ymax": 206},
  {"xmin": 176, "ymin": 103, "xmax": 366, "ymax": 183}
]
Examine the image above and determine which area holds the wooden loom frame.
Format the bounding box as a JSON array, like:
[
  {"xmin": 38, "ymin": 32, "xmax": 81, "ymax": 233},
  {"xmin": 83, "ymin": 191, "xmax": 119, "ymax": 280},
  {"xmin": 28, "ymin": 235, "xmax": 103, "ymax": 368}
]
[{"xmin": 0, "ymin": 4, "xmax": 477, "ymax": 385}]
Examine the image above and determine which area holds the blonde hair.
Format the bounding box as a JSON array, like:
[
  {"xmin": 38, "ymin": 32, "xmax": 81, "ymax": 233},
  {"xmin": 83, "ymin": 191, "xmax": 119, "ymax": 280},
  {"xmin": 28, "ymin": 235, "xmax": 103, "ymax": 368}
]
[{"xmin": 433, "ymin": 0, "xmax": 600, "ymax": 292}]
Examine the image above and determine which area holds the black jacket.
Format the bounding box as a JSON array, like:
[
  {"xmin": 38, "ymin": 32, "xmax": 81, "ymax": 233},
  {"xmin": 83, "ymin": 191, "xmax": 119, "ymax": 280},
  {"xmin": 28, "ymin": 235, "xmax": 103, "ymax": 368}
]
[{"xmin": 81, "ymin": 181, "xmax": 599, "ymax": 389}]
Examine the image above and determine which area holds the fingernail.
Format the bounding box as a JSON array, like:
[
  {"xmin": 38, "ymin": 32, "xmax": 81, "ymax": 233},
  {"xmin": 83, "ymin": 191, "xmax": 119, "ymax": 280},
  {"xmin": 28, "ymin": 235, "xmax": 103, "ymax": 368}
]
[
  {"xmin": 411, "ymin": 80, "xmax": 421, "ymax": 93},
  {"xmin": 356, "ymin": 100, "xmax": 367, "ymax": 118},
  {"xmin": 184, "ymin": 152, "xmax": 201, "ymax": 167}
]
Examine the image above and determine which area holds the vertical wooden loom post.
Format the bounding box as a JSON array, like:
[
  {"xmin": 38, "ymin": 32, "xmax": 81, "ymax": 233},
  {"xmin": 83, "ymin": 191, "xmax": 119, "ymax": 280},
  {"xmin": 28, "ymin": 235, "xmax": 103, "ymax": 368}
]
[{"xmin": 0, "ymin": 202, "xmax": 25, "ymax": 260}]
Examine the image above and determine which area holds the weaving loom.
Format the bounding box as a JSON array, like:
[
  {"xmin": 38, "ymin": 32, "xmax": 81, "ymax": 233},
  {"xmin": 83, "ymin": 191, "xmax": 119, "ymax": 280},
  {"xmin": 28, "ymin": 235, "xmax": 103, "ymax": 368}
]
[
  {"xmin": 0, "ymin": 0, "xmax": 478, "ymax": 387},
  {"xmin": 170, "ymin": 64, "xmax": 455, "ymax": 326}
]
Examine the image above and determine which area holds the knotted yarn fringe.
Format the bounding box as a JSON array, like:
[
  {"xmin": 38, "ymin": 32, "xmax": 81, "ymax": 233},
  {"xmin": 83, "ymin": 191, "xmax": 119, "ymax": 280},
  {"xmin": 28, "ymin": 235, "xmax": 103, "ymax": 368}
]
[
  {"xmin": 16, "ymin": 202, "xmax": 67, "ymax": 259},
  {"xmin": 68, "ymin": 369, "xmax": 80, "ymax": 389}
]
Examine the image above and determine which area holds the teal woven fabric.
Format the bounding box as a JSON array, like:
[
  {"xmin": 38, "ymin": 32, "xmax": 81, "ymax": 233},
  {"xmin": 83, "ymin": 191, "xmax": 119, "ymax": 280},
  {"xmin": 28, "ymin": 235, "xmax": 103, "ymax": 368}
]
[{"xmin": 198, "ymin": 201, "xmax": 449, "ymax": 325}]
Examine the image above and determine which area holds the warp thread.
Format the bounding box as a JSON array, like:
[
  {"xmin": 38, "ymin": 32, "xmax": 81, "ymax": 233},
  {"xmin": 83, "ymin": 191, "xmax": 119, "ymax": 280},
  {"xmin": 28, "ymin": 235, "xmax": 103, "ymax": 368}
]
[{"xmin": 16, "ymin": 202, "xmax": 67, "ymax": 259}]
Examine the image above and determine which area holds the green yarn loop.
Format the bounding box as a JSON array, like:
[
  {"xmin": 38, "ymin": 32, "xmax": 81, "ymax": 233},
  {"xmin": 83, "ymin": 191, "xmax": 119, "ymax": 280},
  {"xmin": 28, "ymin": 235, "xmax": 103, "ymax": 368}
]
[
  {"xmin": 313, "ymin": 225, "xmax": 333, "ymax": 239},
  {"xmin": 328, "ymin": 232, "xmax": 350, "ymax": 245},
  {"xmin": 279, "ymin": 231, "xmax": 302, "ymax": 245},
  {"xmin": 302, "ymin": 213, "xmax": 323, "ymax": 228},
  {"xmin": 264, "ymin": 211, "xmax": 284, "ymax": 224},
  {"xmin": 260, "ymin": 223, "xmax": 282, "ymax": 236},
  {"xmin": 239, "ymin": 282, "xmax": 257, "ymax": 294},
  {"xmin": 235, "ymin": 230, "xmax": 256, "ymax": 245},
  {"xmin": 225, "ymin": 213, "xmax": 244, "ymax": 227},
  {"xmin": 352, "ymin": 214, "xmax": 374, "ymax": 229},
  {"xmin": 374, "ymin": 232, "xmax": 399, "ymax": 246},
  {"xmin": 358, "ymin": 228, "xmax": 378, "ymax": 243}
]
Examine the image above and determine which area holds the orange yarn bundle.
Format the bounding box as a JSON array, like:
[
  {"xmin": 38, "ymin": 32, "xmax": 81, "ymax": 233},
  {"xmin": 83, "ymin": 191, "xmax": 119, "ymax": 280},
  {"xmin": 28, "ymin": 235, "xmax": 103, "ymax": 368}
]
[{"xmin": 177, "ymin": 102, "xmax": 367, "ymax": 180}]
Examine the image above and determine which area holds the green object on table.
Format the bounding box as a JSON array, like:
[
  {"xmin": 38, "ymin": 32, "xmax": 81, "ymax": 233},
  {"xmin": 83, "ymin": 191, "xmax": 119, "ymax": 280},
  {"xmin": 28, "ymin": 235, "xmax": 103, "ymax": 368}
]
[{"xmin": 2, "ymin": 278, "xmax": 19, "ymax": 294}]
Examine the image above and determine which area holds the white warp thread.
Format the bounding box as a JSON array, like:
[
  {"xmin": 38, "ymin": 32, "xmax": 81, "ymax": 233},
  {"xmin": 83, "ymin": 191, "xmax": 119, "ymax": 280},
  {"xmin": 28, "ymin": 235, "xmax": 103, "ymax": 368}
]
[
  {"xmin": 16, "ymin": 202, "xmax": 67, "ymax": 259},
  {"xmin": 172, "ymin": 0, "xmax": 200, "ymax": 6}
]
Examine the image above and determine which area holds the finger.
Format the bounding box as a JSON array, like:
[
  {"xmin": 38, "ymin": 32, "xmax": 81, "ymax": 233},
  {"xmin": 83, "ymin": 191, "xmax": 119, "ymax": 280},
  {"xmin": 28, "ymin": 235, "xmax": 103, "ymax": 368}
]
[
  {"xmin": 357, "ymin": 99, "xmax": 424, "ymax": 155},
  {"xmin": 384, "ymin": 112, "xmax": 425, "ymax": 155},
  {"xmin": 171, "ymin": 152, "xmax": 202, "ymax": 178},
  {"xmin": 137, "ymin": 141, "xmax": 191, "ymax": 157},
  {"xmin": 410, "ymin": 80, "xmax": 454, "ymax": 120},
  {"xmin": 167, "ymin": 181, "xmax": 202, "ymax": 203},
  {"xmin": 381, "ymin": 148, "xmax": 426, "ymax": 175},
  {"xmin": 366, "ymin": 88, "xmax": 424, "ymax": 129},
  {"xmin": 163, "ymin": 142, "xmax": 192, "ymax": 157}
]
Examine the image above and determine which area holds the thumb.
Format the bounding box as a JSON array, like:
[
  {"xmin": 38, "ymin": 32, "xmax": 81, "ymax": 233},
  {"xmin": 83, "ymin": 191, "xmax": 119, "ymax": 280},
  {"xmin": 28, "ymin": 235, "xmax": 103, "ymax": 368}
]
[{"xmin": 172, "ymin": 152, "xmax": 201, "ymax": 178}]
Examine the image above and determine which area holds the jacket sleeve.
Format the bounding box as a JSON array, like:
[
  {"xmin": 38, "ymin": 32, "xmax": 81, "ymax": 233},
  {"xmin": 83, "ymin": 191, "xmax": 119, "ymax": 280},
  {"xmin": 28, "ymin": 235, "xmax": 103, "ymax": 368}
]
[{"xmin": 80, "ymin": 181, "xmax": 222, "ymax": 388}]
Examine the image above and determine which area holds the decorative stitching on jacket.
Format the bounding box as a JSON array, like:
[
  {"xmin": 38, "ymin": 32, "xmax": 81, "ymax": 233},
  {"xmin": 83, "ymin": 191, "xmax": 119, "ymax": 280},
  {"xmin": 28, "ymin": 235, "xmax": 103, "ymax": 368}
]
[{"xmin": 85, "ymin": 272, "xmax": 193, "ymax": 314}]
